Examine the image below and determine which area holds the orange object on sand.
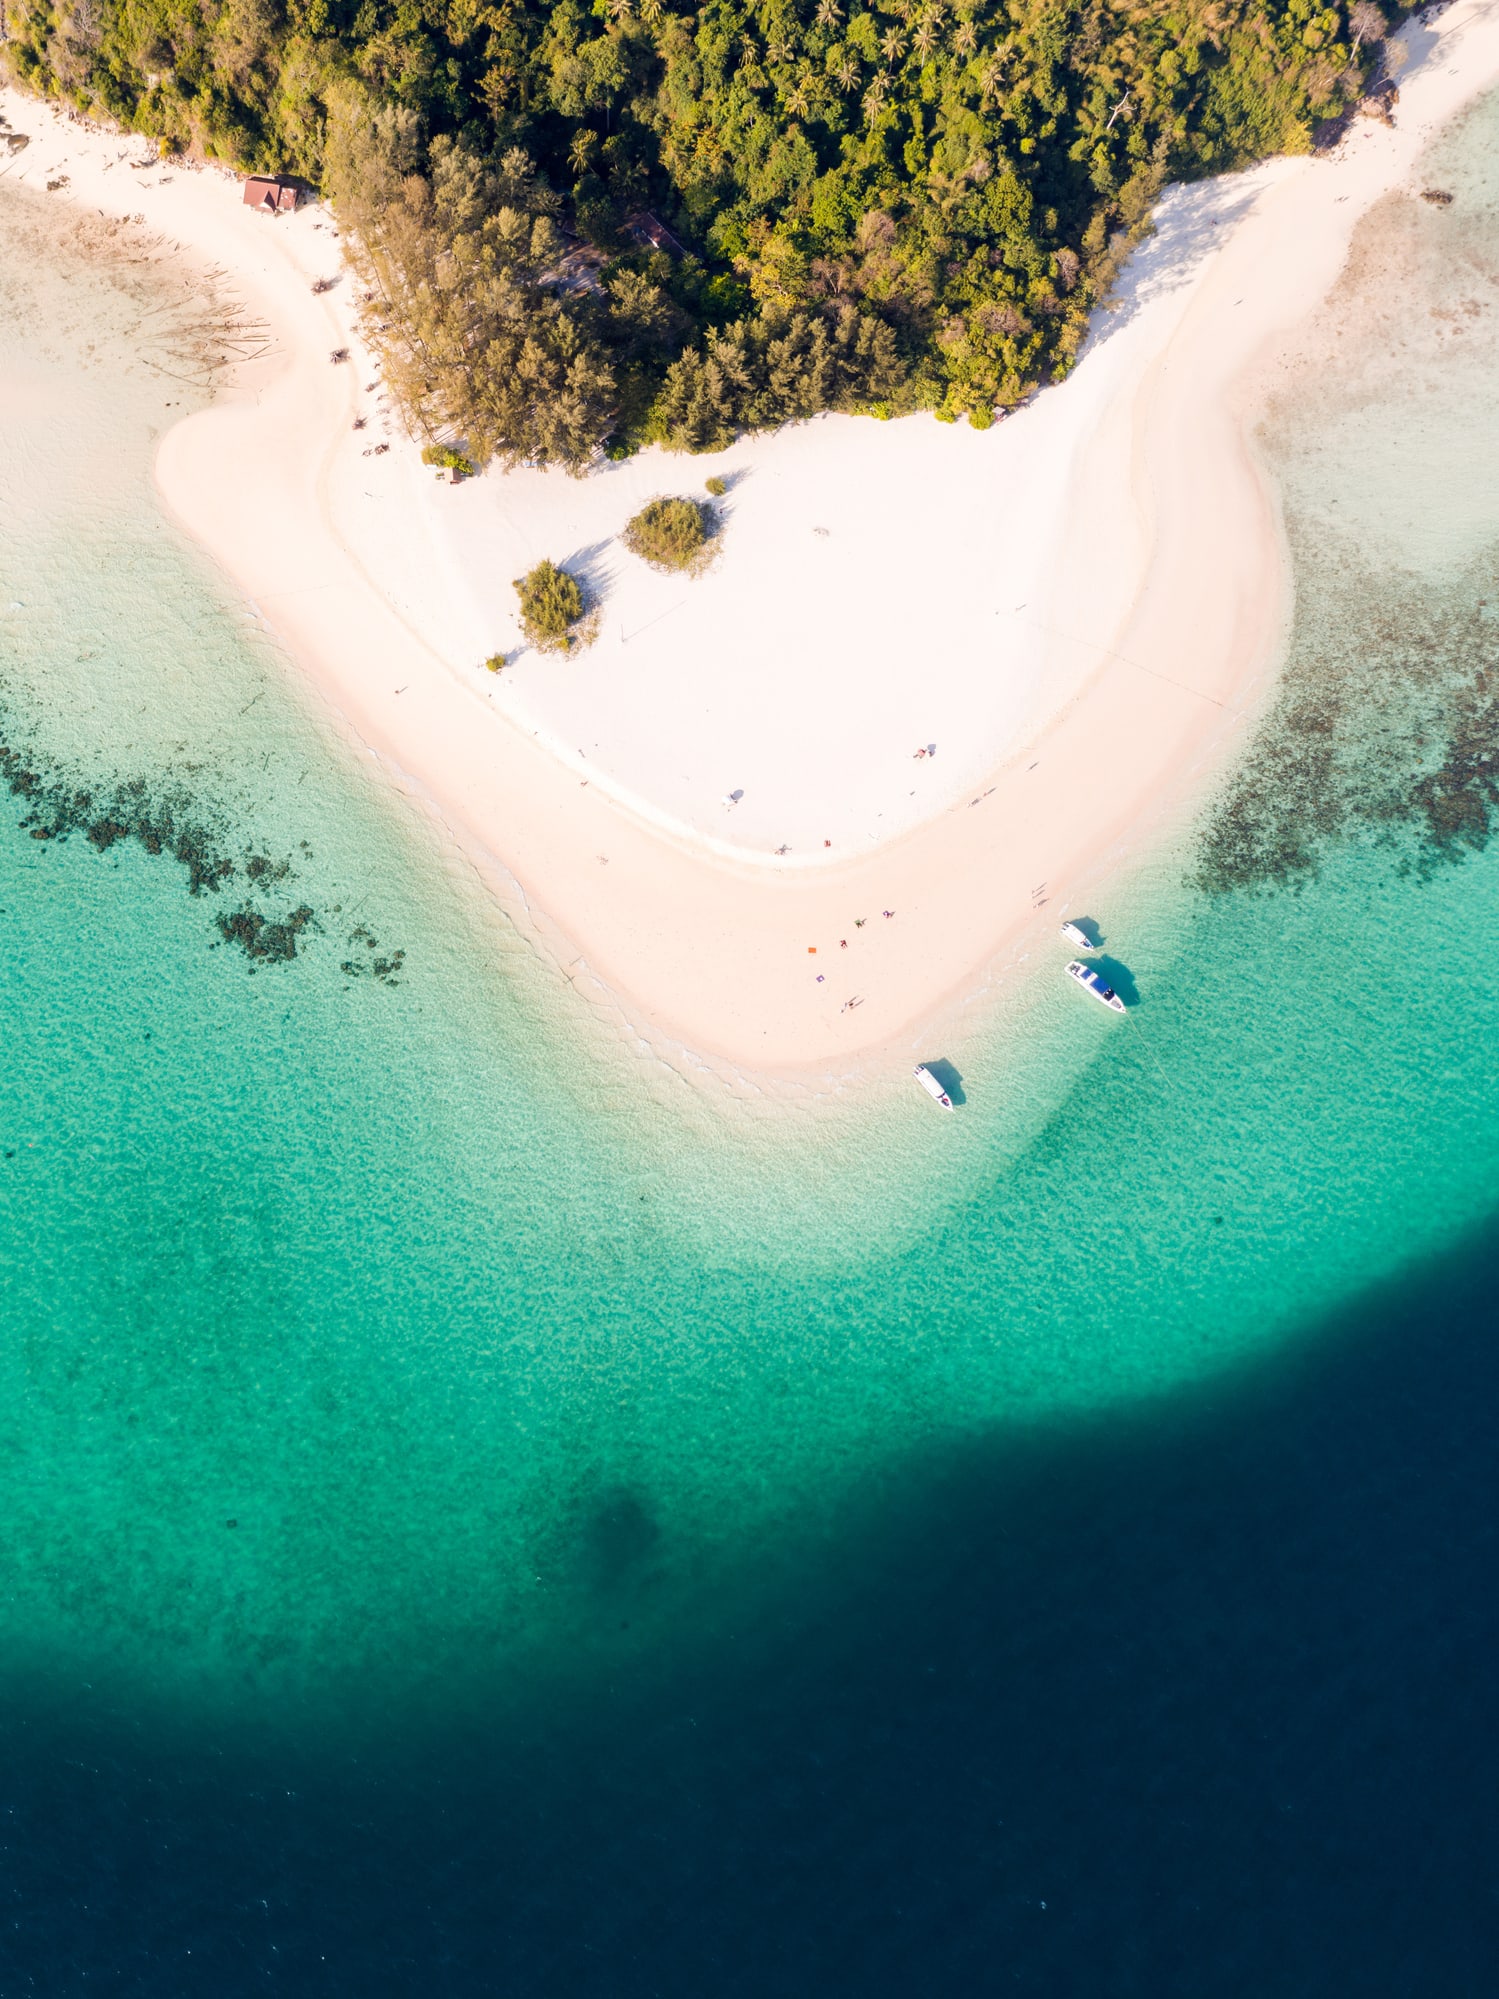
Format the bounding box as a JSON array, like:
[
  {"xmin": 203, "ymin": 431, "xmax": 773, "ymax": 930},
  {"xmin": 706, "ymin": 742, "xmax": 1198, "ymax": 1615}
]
[{"xmin": 808, "ymin": 946, "xmax": 816, "ymax": 953}]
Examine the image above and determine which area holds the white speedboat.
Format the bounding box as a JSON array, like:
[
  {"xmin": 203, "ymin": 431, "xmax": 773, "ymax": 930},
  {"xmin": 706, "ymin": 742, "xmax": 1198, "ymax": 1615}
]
[
  {"xmin": 1060, "ymin": 920, "xmax": 1097, "ymax": 952},
  {"xmin": 914, "ymin": 1064, "xmax": 955, "ymax": 1110},
  {"xmin": 1066, "ymin": 960, "xmax": 1125, "ymax": 1013}
]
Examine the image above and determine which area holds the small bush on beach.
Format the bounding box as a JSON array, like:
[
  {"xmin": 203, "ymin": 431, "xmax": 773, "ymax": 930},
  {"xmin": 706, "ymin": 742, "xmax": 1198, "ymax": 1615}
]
[
  {"xmin": 422, "ymin": 444, "xmax": 478, "ymax": 479},
  {"xmin": 485, "ymin": 653, "xmax": 507, "ymax": 673},
  {"xmin": 622, "ymin": 496, "xmax": 710, "ymax": 574},
  {"xmin": 513, "ymin": 560, "xmax": 584, "ymax": 651},
  {"xmin": 705, "ymin": 476, "xmax": 727, "ymax": 498}
]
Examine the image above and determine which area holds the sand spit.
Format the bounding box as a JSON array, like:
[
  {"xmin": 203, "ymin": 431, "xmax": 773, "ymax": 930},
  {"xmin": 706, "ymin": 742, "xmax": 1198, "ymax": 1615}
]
[{"xmin": 4, "ymin": 1, "xmax": 1499, "ymax": 1077}]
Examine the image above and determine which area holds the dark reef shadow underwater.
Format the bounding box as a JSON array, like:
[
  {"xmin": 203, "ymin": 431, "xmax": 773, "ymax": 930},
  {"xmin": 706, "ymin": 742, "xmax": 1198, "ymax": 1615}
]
[{"xmin": 6, "ymin": 1209, "xmax": 1499, "ymax": 1998}]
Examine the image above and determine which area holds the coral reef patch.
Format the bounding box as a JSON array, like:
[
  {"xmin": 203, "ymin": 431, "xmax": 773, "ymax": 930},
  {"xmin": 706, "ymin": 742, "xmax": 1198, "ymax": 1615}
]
[
  {"xmin": 0, "ymin": 721, "xmax": 405, "ymax": 982},
  {"xmin": 1195, "ymin": 546, "xmax": 1499, "ymax": 895}
]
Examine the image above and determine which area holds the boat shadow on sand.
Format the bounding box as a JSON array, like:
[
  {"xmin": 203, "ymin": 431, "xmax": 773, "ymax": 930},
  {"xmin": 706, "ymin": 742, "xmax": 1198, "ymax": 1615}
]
[
  {"xmin": 1065, "ymin": 915, "xmax": 1106, "ymax": 951},
  {"xmin": 922, "ymin": 1057, "xmax": 967, "ymax": 1106},
  {"xmin": 1089, "ymin": 956, "xmax": 1140, "ymax": 1008}
]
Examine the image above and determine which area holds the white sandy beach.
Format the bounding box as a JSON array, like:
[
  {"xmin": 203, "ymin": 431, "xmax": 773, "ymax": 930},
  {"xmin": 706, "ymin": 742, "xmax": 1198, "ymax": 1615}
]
[{"xmin": 4, "ymin": 2, "xmax": 1499, "ymax": 1073}]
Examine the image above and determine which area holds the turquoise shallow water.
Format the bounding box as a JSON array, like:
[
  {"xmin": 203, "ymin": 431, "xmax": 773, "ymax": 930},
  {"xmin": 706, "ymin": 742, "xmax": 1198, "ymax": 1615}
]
[
  {"xmin": 3, "ymin": 93, "xmax": 1499, "ymax": 1992},
  {"xmin": 4, "ymin": 111, "xmax": 1499, "ymax": 1730}
]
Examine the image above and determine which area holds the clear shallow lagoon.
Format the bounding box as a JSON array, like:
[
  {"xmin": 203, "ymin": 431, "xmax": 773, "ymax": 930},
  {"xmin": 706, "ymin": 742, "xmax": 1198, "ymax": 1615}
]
[{"xmin": 3, "ymin": 95, "xmax": 1499, "ymax": 1993}]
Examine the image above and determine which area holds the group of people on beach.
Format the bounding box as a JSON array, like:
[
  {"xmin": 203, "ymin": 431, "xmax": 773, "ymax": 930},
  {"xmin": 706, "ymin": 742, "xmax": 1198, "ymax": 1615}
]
[{"xmin": 812, "ymin": 907, "xmax": 895, "ymax": 1014}]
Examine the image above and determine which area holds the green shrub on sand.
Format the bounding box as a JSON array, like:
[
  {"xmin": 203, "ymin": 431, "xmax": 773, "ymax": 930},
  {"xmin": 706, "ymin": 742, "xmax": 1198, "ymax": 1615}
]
[
  {"xmin": 513, "ymin": 560, "xmax": 584, "ymax": 651},
  {"xmin": 622, "ymin": 496, "xmax": 710, "ymax": 574},
  {"xmin": 705, "ymin": 476, "xmax": 727, "ymax": 498},
  {"xmin": 421, "ymin": 443, "xmax": 478, "ymax": 478}
]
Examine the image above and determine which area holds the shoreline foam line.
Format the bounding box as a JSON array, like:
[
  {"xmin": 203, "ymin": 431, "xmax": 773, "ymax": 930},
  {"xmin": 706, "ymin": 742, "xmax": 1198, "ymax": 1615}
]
[{"xmin": 4, "ymin": 0, "xmax": 1498, "ymax": 1077}]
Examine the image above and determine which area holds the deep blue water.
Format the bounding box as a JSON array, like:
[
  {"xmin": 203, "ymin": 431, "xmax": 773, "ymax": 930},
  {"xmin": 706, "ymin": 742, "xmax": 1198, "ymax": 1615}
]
[{"xmin": 6, "ymin": 1217, "xmax": 1498, "ymax": 1995}]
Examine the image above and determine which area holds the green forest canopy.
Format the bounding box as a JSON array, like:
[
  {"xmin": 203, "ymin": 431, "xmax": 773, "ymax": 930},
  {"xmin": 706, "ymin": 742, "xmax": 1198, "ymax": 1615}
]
[{"xmin": 2, "ymin": 0, "xmax": 1388, "ymax": 465}]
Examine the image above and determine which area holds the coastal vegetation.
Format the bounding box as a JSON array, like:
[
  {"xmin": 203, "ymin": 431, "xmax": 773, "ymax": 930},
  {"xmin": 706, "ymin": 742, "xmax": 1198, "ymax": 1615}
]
[
  {"xmin": 514, "ymin": 556, "xmax": 586, "ymax": 648},
  {"xmin": 621, "ymin": 495, "xmax": 711, "ymax": 571},
  {"xmin": 2, "ymin": 0, "xmax": 1387, "ymax": 464}
]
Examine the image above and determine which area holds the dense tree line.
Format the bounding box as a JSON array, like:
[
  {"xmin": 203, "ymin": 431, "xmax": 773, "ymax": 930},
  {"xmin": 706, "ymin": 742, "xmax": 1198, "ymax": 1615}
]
[{"xmin": 2, "ymin": 0, "xmax": 1387, "ymax": 465}]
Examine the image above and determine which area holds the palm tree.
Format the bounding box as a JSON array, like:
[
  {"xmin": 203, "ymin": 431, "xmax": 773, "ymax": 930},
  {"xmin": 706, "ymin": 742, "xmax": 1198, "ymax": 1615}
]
[
  {"xmin": 786, "ymin": 78, "xmax": 811, "ymax": 116},
  {"xmin": 926, "ymin": 166, "xmax": 966, "ymax": 217},
  {"xmin": 863, "ymin": 76, "xmax": 888, "ymax": 120},
  {"xmin": 834, "ymin": 50, "xmax": 860, "ymax": 89},
  {"xmin": 880, "ymin": 25, "xmax": 907, "ymax": 63},
  {"xmin": 638, "ymin": 0, "xmax": 663, "ymax": 20},
  {"xmin": 913, "ymin": 16, "xmax": 937, "ymax": 60},
  {"xmin": 568, "ymin": 129, "xmax": 598, "ymax": 176},
  {"xmin": 979, "ymin": 53, "xmax": 1006, "ymax": 106},
  {"xmin": 815, "ymin": 0, "xmax": 844, "ymax": 26},
  {"xmin": 605, "ymin": 0, "xmax": 633, "ymax": 20},
  {"xmin": 953, "ymin": 19, "xmax": 976, "ymax": 55}
]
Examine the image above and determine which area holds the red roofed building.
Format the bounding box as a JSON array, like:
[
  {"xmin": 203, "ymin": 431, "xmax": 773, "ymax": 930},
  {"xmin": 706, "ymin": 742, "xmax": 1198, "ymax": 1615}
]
[
  {"xmin": 242, "ymin": 176, "xmax": 298, "ymax": 216},
  {"xmin": 621, "ymin": 210, "xmax": 686, "ymax": 258}
]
